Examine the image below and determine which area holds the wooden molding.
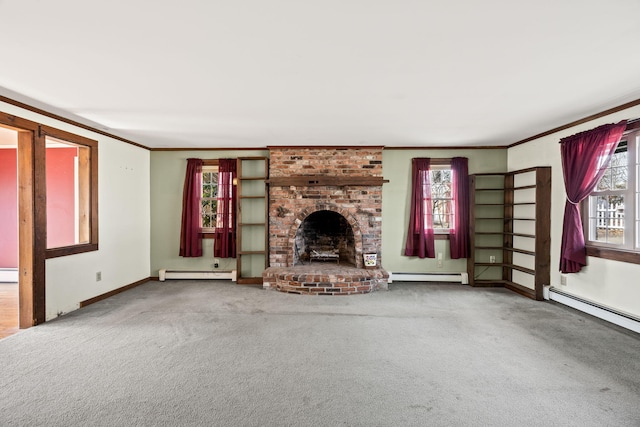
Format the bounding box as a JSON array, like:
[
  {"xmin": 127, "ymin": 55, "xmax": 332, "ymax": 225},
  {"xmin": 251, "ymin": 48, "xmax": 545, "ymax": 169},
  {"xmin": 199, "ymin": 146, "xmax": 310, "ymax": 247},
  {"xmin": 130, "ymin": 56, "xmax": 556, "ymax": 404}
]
[
  {"xmin": 384, "ymin": 146, "xmax": 507, "ymax": 150},
  {"xmin": 152, "ymin": 147, "xmax": 269, "ymax": 151},
  {"xmin": 267, "ymin": 175, "xmax": 388, "ymax": 186},
  {"xmin": 79, "ymin": 277, "xmax": 152, "ymax": 308},
  {"xmin": 508, "ymin": 98, "xmax": 640, "ymax": 148},
  {"xmin": 267, "ymin": 145, "xmax": 386, "ymax": 150},
  {"xmin": 586, "ymin": 246, "xmax": 640, "ymax": 265},
  {"xmin": 1, "ymin": 96, "xmax": 149, "ymax": 150}
]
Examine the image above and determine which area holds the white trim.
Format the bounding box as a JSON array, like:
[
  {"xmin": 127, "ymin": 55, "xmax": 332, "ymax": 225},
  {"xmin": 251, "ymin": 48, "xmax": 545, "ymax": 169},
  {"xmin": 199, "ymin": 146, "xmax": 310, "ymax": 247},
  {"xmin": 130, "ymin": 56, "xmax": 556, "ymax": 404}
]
[
  {"xmin": 159, "ymin": 269, "xmax": 237, "ymax": 282},
  {"xmin": 549, "ymin": 287, "xmax": 640, "ymax": 334},
  {"xmin": 389, "ymin": 272, "xmax": 468, "ymax": 284},
  {"xmin": 0, "ymin": 268, "xmax": 19, "ymax": 283}
]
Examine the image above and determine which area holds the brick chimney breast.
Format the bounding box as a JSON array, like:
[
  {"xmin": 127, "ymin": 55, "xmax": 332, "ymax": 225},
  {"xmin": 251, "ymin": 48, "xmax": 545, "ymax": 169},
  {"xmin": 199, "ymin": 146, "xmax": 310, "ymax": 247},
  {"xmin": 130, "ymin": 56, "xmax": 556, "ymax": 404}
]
[{"xmin": 263, "ymin": 147, "xmax": 388, "ymax": 294}]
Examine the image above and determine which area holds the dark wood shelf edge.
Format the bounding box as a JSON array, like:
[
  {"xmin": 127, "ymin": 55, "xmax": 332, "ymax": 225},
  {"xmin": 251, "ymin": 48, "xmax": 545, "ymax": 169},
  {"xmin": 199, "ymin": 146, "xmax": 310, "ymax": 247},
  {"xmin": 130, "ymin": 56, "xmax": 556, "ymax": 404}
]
[
  {"xmin": 471, "ymin": 280, "xmax": 506, "ymax": 288},
  {"xmin": 504, "ymin": 281, "xmax": 538, "ymax": 300},
  {"xmin": 474, "ymin": 263, "xmax": 535, "ymax": 275},
  {"xmin": 475, "ymin": 247, "xmax": 535, "ymax": 255}
]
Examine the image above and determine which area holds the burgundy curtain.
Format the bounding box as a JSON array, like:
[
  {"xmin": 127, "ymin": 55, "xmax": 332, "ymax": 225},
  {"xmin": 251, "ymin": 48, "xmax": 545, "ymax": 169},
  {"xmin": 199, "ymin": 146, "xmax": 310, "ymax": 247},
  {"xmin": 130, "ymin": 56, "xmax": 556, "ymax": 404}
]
[
  {"xmin": 450, "ymin": 157, "xmax": 470, "ymax": 259},
  {"xmin": 179, "ymin": 158, "xmax": 203, "ymax": 257},
  {"xmin": 214, "ymin": 159, "xmax": 237, "ymax": 258},
  {"xmin": 559, "ymin": 120, "xmax": 627, "ymax": 273},
  {"xmin": 404, "ymin": 158, "xmax": 435, "ymax": 258}
]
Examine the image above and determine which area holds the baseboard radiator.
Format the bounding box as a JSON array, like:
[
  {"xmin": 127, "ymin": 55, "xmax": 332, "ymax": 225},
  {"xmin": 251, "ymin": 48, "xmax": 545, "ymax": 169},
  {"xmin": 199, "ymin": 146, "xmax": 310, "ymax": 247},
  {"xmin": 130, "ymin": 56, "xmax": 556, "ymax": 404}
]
[
  {"xmin": 158, "ymin": 269, "xmax": 237, "ymax": 282},
  {"xmin": 388, "ymin": 272, "xmax": 469, "ymax": 285},
  {"xmin": 548, "ymin": 287, "xmax": 640, "ymax": 334},
  {"xmin": 0, "ymin": 268, "xmax": 18, "ymax": 283}
]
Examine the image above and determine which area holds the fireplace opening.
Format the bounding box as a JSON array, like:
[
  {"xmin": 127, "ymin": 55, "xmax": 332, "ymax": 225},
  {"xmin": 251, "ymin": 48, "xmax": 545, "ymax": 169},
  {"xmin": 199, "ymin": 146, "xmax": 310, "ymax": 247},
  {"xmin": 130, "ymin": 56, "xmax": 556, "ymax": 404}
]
[{"xmin": 294, "ymin": 210, "xmax": 356, "ymax": 266}]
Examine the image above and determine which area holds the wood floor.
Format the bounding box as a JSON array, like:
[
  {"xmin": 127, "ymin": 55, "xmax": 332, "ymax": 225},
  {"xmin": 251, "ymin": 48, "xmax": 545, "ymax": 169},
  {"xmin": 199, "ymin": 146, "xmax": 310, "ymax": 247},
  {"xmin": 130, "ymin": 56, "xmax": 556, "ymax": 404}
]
[{"xmin": 0, "ymin": 282, "xmax": 19, "ymax": 339}]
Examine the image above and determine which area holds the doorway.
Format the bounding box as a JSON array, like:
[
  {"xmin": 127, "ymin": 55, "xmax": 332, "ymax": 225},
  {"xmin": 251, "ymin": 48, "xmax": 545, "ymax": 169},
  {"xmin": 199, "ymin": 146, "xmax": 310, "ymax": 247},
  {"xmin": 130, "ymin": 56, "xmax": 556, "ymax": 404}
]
[
  {"xmin": 0, "ymin": 112, "xmax": 46, "ymax": 333},
  {"xmin": 0, "ymin": 125, "xmax": 19, "ymax": 338}
]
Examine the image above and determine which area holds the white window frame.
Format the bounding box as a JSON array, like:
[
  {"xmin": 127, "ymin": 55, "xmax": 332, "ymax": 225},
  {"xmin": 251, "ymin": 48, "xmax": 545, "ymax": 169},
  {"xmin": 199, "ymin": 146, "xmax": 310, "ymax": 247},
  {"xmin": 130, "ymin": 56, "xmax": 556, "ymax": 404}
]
[
  {"xmin": 429, "ymin": 163, "xmax": 453, "ymax": 235},
  {"xmin": 201, "ymin": 165, "xmax": 219, "ymax": 234},
  {"xmin": 584, "ymin": 127, "xmax": 640, "ymax": 256}
]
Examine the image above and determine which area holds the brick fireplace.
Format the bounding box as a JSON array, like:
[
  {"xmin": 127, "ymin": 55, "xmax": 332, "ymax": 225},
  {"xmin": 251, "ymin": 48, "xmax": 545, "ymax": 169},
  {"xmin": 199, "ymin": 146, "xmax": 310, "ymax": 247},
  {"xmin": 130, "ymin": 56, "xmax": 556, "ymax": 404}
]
[{"xmin": 262, "ymin": 147, "xmax": 389, "ymax": 294}]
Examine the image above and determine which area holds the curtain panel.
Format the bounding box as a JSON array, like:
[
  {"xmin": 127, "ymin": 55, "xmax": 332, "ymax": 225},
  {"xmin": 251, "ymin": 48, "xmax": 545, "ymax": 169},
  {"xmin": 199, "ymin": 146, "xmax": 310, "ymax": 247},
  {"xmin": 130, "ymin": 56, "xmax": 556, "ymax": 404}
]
[
  {"xmin": 450, "ymin": 157, "xmax": 470, "ymax": 259},
  {"xmin": 214, "ymin": 158, "xmax": 237, "ymax": 258},
  {"xmin": 404, "ymin": 158, "xmax": 435, "ymax": 258},
  {"xmin": 179, "ymin": 158, "xmax": 203, "ymax": 257},
  {"xmin": 559, "ymin": 120, "xmax": 627, "ymax": 273}
]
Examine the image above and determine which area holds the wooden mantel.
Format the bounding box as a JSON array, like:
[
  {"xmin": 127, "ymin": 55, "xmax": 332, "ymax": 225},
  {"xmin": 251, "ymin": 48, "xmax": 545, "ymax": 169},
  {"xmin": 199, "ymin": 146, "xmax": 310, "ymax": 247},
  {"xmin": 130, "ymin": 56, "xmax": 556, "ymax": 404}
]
[{"xmin": 267, "ymin": 175, "xmax": 389, "ymax": 187}]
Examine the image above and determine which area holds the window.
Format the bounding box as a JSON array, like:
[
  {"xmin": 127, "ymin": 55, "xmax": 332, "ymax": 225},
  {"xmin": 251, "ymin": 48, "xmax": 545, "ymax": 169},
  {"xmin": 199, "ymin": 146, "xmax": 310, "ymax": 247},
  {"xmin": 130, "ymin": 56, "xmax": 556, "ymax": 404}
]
[
  {"xmin": 429, "ymin": 165, "xmax": 453, "ymax": 233},
  {"xmin": 42, "ymin": 126, "xmax": 98, "ymax": 258},
  {"xmin": 199, "ymin": 160, "xmax": 234, "ymax": 237},
  {"xmin": 201, "ymin": 165, "xmax": 218, "ymax": 233},
  {"xmin": 404, "ymin": 157, "xmax": 469, "ymax": 258},
  {"xmin": 584, "ymin": 126, "xmax": 640, "ymax": 259}
]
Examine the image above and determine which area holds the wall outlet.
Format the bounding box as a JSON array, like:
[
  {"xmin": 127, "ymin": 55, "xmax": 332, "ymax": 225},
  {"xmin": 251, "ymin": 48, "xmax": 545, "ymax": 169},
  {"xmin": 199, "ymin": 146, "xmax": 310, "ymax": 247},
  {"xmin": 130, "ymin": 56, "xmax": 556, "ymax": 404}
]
[
  {"xmin": 214, "ymin": 259, "xmax": 219, "ymax": 269},
  {"xmin": 489, "ymin": 255, "xmax": 496, "ymax": 264},
  {"xmin": 437, "ymin": 252, "xmax": 443, "ymax": 268},
  {"xmin": 96, "ymin": 271, "xmax": 102, "ymax": 282},
  {"xmin": 560, "ymin": 275, "xmax": 567, "ymax": 286}
]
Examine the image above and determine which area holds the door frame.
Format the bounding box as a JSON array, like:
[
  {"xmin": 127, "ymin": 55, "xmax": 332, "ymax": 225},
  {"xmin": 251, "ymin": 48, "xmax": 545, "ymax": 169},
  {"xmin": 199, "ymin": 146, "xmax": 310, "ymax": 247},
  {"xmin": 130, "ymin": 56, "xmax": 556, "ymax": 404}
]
[{"xmin": 1, "ymin": 112, "xmax": 46, "ymax": 327}]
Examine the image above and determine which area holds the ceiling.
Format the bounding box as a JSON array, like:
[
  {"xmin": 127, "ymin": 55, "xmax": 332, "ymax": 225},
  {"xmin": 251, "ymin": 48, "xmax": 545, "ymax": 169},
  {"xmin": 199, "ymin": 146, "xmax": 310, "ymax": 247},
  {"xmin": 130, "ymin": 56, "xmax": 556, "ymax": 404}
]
[{"xmin": 1, "ymin": 0, "xmax": 640, "ymax": 149}]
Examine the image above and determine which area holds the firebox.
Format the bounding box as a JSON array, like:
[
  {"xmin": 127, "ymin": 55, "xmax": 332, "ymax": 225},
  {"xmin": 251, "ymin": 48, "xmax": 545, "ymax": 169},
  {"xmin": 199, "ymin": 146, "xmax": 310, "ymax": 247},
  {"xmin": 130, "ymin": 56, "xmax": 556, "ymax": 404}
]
[{"xmin": 294, "ymin": 210, "xmax": 356, "ymax": 266}]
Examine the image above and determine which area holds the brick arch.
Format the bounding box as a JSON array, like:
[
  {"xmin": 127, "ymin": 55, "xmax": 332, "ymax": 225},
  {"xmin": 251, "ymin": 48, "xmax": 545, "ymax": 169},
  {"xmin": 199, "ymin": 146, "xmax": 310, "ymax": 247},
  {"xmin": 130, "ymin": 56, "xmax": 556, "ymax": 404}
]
[{"xmin": 286, "ymin": 204, "xmax": 364, "ymax": 268}]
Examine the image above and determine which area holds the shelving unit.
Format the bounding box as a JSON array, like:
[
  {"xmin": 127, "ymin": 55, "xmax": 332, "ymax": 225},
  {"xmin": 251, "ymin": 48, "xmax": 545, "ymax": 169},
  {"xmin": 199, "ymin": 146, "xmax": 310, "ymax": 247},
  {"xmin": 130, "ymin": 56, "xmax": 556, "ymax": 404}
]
[
  {"xmin": 236, "ymin": 157, "xmax": 269, "ymax": 284},
  {"xmin": 467, "ymin": 167, "xmax": 551, "ymax": 300}
]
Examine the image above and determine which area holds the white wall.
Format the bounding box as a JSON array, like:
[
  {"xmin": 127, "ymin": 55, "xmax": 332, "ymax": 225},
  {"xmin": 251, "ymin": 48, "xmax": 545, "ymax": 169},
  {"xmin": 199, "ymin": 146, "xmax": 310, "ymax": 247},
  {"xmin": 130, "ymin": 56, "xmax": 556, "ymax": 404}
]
[
  {"xmin": 508, "ymin": 105, "xmax": 640, "ymax": 318},
  {"xmin": 0, "ymin": 101, "xmax": 151, "ymax": 320}
]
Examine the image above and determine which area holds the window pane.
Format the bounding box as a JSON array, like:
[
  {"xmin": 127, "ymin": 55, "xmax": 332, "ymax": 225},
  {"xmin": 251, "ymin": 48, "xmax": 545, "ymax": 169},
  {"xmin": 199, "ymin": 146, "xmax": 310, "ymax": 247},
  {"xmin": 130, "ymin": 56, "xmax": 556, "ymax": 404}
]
[
  {"xmin": 430, "ymin": 168, "xmax": 453, "ymax": 230},
  {"xmin": 590, "ymin": 195, "xmax": 624, "ymax": 244},
  {"xmin": 596, "ymin": 144, "xmax": 627, "ymax": 191},
  {"xmin": 596, "ymin": 169, "xmax": 612, "ymax": 191},
  {"xmin": 611, "ymin": 166, "xmax": 627, "ymax": 190},
  {"xmin": 432, "ymin": 199, "xmax": 452, "ymax": 229}
]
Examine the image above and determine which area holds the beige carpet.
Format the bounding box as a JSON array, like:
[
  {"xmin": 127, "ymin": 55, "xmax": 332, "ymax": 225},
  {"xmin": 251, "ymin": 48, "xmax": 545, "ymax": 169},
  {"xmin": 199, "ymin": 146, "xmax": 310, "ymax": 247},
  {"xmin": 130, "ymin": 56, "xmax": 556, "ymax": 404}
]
[{"xmin": 0, "ymin": 281, "xmax": 639, "ymax": 426}]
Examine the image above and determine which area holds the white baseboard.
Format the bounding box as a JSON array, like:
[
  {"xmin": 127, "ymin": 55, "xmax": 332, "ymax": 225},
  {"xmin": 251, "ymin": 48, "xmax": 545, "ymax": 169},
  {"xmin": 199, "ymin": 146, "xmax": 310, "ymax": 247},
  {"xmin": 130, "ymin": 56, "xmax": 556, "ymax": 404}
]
[
  {"xmin": 549, "ymin": 287, "xmax": 640, "ymax": 334},
  {"xmin": 158, "ymin": 269, "xmax": 237, "ymax": 282},
  {"xmin": 0, "ymin": 268, "xmax": 18, "ymax": 283},
  {"xmin": 389, "ymin": 272, "xmax": 468, "ymax": 285}
]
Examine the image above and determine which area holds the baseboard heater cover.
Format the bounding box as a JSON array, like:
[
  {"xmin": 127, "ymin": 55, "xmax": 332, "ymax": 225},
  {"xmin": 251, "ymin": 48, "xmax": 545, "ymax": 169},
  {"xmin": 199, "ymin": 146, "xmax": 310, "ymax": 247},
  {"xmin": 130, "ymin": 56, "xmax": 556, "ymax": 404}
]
[
  {"xmin": 0, "ymin": 268, "xmax": 18, "ymax": 283},
  {"xmin": 548, "ymin": 287, "xmax": 640, "ymax": 334},
  {"xmin": 388, "ymin": 272, "xmax": 469, "ymax": 285},
  {"xmin": 159, "ymin": 269, "xmax": 237, "ymax": 282}
]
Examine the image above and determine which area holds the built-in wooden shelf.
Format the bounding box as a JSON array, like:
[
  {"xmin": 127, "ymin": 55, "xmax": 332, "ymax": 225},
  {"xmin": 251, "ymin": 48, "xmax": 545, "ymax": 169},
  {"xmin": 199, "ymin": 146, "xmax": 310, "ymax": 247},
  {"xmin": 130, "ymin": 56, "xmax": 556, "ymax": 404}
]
[
  {"xmin": 468, "ymin": 167, "xmax": 551, "ymax": 301},
  {"xmin": 236, "ymin": 157, "xmax": 269, "ymax": 284}
]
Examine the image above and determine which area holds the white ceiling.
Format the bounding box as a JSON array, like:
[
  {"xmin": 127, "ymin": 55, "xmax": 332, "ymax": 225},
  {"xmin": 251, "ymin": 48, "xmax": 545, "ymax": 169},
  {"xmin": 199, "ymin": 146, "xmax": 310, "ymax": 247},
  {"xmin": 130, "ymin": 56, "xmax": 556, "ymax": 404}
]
[{"xmin": 1, "ymin": 0, "xmax": 640, "ymax": 149}]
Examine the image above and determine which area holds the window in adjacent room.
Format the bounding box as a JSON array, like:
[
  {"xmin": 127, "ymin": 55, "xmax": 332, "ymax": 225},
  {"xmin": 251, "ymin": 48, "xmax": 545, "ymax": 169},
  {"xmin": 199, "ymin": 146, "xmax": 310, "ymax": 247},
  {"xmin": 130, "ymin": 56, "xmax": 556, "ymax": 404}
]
[{"xmin": 584, "ymin": 126, "xmax": 639, "ymax": 254}]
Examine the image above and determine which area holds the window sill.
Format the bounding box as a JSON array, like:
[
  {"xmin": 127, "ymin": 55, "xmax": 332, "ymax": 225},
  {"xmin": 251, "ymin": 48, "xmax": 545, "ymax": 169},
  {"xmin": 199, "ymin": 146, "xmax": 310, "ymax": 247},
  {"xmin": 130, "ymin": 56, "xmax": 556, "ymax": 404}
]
[
  {"xmin": 586, "ymin": 245, "xmax": 640, "ymax": 265},
  {"xmin": 46, "ymin": 243, "xmax": 98, "ymax": 259},
  {"xmin": 200, "ymin": 232, "xmax": 216, "ymax": 239},
  {"xmin": 434, "ymin": 233, "xmax": 450, "ymax": 240}
]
